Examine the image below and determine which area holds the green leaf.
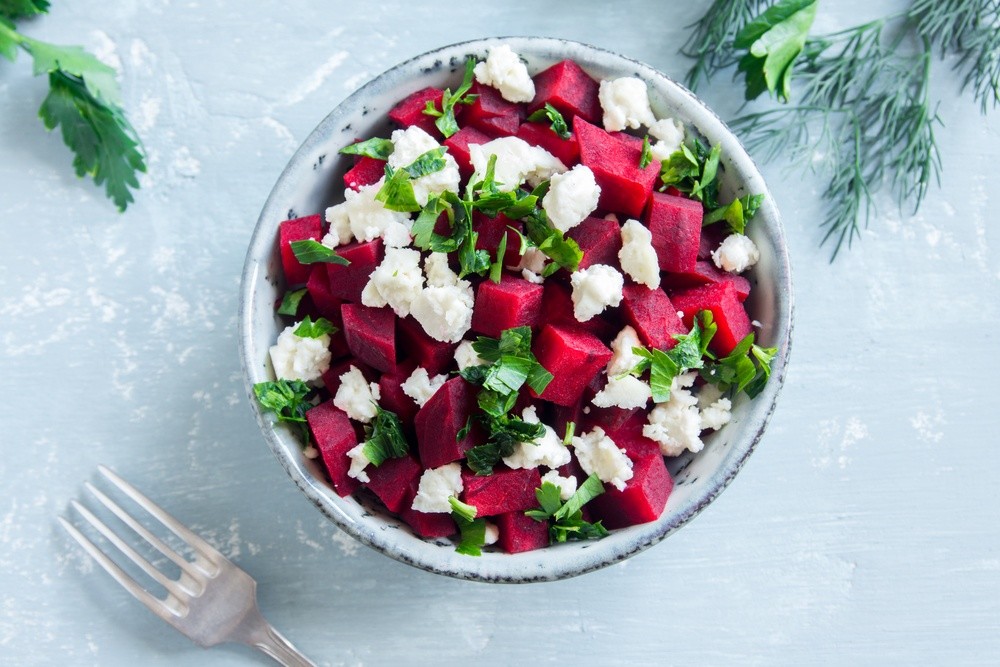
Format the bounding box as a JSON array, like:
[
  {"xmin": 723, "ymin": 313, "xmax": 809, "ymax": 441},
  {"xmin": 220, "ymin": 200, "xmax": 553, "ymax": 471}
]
[
  {"xmin": 412, "ymin": 194, "xmax": 451, "ymax": 250},
  {"xmin": 290, "ymin": 239, "xmax": 350, "ymax": 266},
  {"xmin": 489, "ymin": 231, "xmax": 508, "ymax": 283},
  {"xmin": 553, "ymin": 474, "xmax": 605, "ymax": 521},
  {"xmin": 648, "ymin": 348, "xmax": 680, "ymax": 403},
  {"xmin": 448, "ymin": 496, "xmax": 478, "ymax": 522},
  {"xmin": 639, "ymin": 135, "xmax": 653, "ymax": 169},
  {"xmin": 563, "ymin": 421, "xmax": 576, "ymax": 446},
  {"xmin": 292, "ymin": 315, "xmax": 337, "ymax": 339},
  {"xmin": 531, "ymin": 482, "xmax": 564, "ymax": 519},
  {"xmin": 0, "ymin": 18, "xmax": 22, "ymax": 61},
  {"xmin": 0, "ymin": 0, "xmax": 49, "ymax": 21},
  {"xmin": 526, "ymin": 103, "xmax": 571, "ymax": 140},
  {"xmin": 375, "ymin": 165, "xmax": 421, "ymax": 212},
  {"xmin": 253, "ymin": 379, "xmax": 316, "ymax": 447},
  {"xmin": 23, "ymin": 37, "xmax": 121, "ymax": 105},
  {"xmin": 402, "ymin": 147, "xmax": 447, "ymax": 179},
  {"xmin": 465, "ymin": 443, "xmax": 503, "ymax": 476},
  {"xmin": 525, "ymin": 362, "xmax": 553, "ymax": 395},
  {"xmin": 277, "ymin": 288, "xmax": 307, "ymax": 317},
  {"xmin": 453, "ymin": 515, "xmax": 487, "ymax": 556},
  {"xmin": 338, "ymin": 137, "xmax": 394, "ymax": 160},
  {"xmin": 425, "ymin": 57, "xmax": 477, "ymax": 139},
  {"xmin": 361, "ymin": 406, "xmax": 409, "ymax": 466},
  {"xmin": 38, "ymin": 70, "xmax": 145, "ymax": 211},
  {"xmin": 733, "ymin": 0, "xmax": 818, "ymax": 102}
]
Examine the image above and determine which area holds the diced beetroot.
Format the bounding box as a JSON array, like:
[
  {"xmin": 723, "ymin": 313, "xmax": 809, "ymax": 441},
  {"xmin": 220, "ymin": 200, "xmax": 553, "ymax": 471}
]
[
  {"xmin": 443, "ymin": 125, "xmax": 492, "ymax": 178},
  {"xmin": 399, "ymin": 502, "xmax": 457, "ymax": 538},
  {"xmin": 306, "ymin": 265, "xmax": 343, "ymax": 320},
  {"xmin": 515, "ymin": 122, "xmax": 580, "ymax": 165},
  {"xmin": 590, "ymin": 453, "xmax": 673, "ymax": 529},
  {"xmin": 540, "ymin": 282, "xmax": 618, "ymax": 342},
  {"xmin": 474, "ymin": 212, "xmax": 523, "ymax": 267},
  {"xmin": 397, "ymin": 317, "xmax": 457, "ymax": 376},
  {"xmin": 306, "ymin": 402, "xmax": 359, "ymax": 498},
  {"xmin": 415, "ymin": 377, "xmax": 479, "ymax": 468},
  {"xmin": 343, "ymin": 156, "xmax": 386, "ymax": 191},
  {"xmin": 547, "ymin": 399, "xmax": 586, "ymax": 439},
  {"xmin": 607, "ymin": 421, "xmax": 662, "ymax": 460},
  {"xmin": 366, "ymin": 454, "xmax": 422, "ymax": 513},
  {"xmin": 278, "ymin": 215, "xmax": 323, "ymax": 286},
  {"xmin": 671, "ymin": 282, "xmax": 752, "ymax": 357},
  {"xmin": 378, "ymin": 361, "xmax": 420, "ymax": 426},
  {"xmin": 464, "ymin": 83, "xmax": 525, "ymax": 137},
  {"xmin": 585, "ymin": 404, "xmax": 642, "ymax": 433},
  {"xmin": 645, "ymin": 192, "xmax": 703, "ymax": 273},
  {"xmin": 470, "ymin": 274, "xmax": 545, "ymax": 337},
  {"xmin": 324, "ymin": 239, "xmax": 384, "ymax": 303},
  {"xmin": 461, "ymin": 467, "xmax": 542, "ymax": 517},
  {"xmin": 320, "ymin": 358, "xmax": 367, "ymax": 397},
  {"xmin": 566, "ymin": 216, "xmax": 623, "ymax": 270},
  {"xmin": 620, "ymin": 285, "xmax": 686, "ymax": 351},
  {"xmin": 531, "ymin": 324, "xmax": 612, "ymax": 406},
  {"xmin": 388, "ymin": 87, "xmax": 445, "ymax": 136},
  {"xmin": 698, "ymin": 224, "xmax": 729, "ymax": 260},
  {"xmin": 575, "ymin": 118, "xmax": 659, "ymax": 218},
  {"xmin": 529, "ymin": 59, "xmax": 601, "ymax": 124},
  {"xmin": 496, "ymin": 510, "xmax": 550, "ymax": 554},
  {"xmin": 341, "ymin": 303, "xmax": 397, "ymax": 373},
  {"xmin": 473, "ymin": 112, "xmax": 521, "ymax": 138},
  {"xmin": 662, "ymin": 260, "xmax": 751, "ymax": 301}
]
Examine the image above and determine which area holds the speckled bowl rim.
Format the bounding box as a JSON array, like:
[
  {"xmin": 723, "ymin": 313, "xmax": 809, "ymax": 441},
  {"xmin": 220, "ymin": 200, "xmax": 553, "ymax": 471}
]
[{"xmin": 239, "ymin": 36, "xmax": 793, "ymax": 583}]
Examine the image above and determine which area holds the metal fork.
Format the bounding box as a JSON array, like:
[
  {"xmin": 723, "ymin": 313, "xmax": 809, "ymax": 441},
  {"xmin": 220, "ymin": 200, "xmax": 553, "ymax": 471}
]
[{"xmin": 59, "ymin": 465, "xmax": 317, "ymax": 666}]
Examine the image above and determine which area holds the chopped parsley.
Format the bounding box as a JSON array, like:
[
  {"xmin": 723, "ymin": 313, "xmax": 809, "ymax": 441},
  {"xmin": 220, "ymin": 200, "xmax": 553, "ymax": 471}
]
[
  {"xmin": 629, "ymin": 312, "xmax": 715, "ymax": 402},
  {"xmin": 526, "ymin": 102, "xmax": 571, "ymax": 139},
  {"xmin": 525, "ymin": 474, "xmax": 609, "ymax": 543},
  {"xmin": 252, "ymin": 379, "xmax": 317, "ymax": 447},
  {"xmin": 338, "ymin": 137, "xmax": 394, "ymax": 160},
  {"xmin": 449, "ymin": 496, "xmax": 487, "ymax": 556},
  {"xmin": 361, "ymin": 406, "xmax": 409, "ymax": 466},
  {"xmin": 293, "ymin": 316, "xmax": 337, "ymax": 339},
  {"xmin": 639, "ymin": 135, "xmax": 654, "ymax": 169},
  {"xmin": 290, "ymin": 240, "xmax": 350, "ymax": 266},
  {"xmin": 421, "ymin": 57, "xmax": 478, "ymax": 138},
  {"xmin": 660, "ymin": 139, "xmax": 722, "ymax": 208},
  {"xmin": 276, "ymin": 288, "xmax": 307, "ymax": 316},
  {"xmin": 375, "ymin": 147, "xmax": 450, "ymax": 213},
  {"xmin": 700, "ymin": 327, "xmax": 778, "ymax": 399},
  {"xmin": 703, "ymin": 193, "xmax": 765, "ymax": 234}
]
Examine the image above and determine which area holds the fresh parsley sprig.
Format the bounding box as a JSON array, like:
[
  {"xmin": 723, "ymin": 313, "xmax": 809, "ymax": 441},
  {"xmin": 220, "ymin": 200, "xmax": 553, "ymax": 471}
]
[
  {"xmin": 375, "ymin": 147, "xmax": 449, "ymax": 213},
  {"xmin": 526, "ymin": 103, "xmax": 571, "ymax": 139},
  {"xmin": 338, "ymin": 137, "xmax": 394, "ymax": 160},
  {"xmin": 700, "ymin": 330, "xmax": 778, "ymax": 399},
  {"xmin": 421, "ymin": 57, "xmax": 478, "ymax": 138},
  {"xmin": 660, "ymin": 139, "xmax": 722, "ymax": 208},
  {"xmin": 277, "ymin": 288, "xmax": 307, "ymax": 317},
  {"xmin": 253, "ymin": 379, "xmax": 317, "ymax": 447},
  {"xmin": 361, "ymin": 406, "xmax": 410, "ymax": 466},
  {"xmin": 292, "ymin": 316, "xmax": 337, "ymax": 339},
  {"xmin": 0, "ymin": 1, "xmax": 50, "ymax": 21},
  {"xmin": 290, "ymin": 240, "xmax": 350, "ymax": 266},
  {"xmin": 525, "ymin": 475, "xmax": 609, "ymax": 543},
  {"xmin": 449, "ymin": 496, "xmax": 487, "ymax": 556}
]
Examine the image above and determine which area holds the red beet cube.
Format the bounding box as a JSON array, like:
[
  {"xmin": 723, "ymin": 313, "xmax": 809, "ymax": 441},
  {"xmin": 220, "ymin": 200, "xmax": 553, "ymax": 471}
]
[
  {"xmin": 585, "ymin": 405, "xmax": 642, "ymax": 433},
  {"xmin": 590, "ymin": 453, "xmax": 673, "ymax": 529},
  {"xmin": 566, "ymin": 216, "xmax": 623, "ymax": 270},
  {"xmin": 540, "ymin": 282, "xmax": 618, "ymax": 342},
  {"xmin": 399, "ymin": 501, "xmax": 457, "ymax": 538},
  {"xmin": 464, "ymin": 83, "xmax": 525, "ymax": 137},
  {"xmin": 671, "ymin": 282, "xmax": 752, "ymax": 356},
  {"xmin": 397, "ymin": 317, "xmax": 457, "ymax": 376},
  {"xmin": 531, "ymin": 324, "xmax": 612, "ymax": 406},
  {"xmin": 443, "ymin": 125, "xmax": 492, "ymax": 178},
  {"xmin": 620, "ymin": 285, "xmax": 687, "ymax": 351},
  {"xmin": 378, "ymin": 360, "xmax": 419, "ymax": 427},
  {"xmin": 474, "ymin": 212, "xmax": 523, "ymax": 267},
  {"xmin": 575, "ymin": 118, "xmax": 659, "ymax": 218},
  {"xmin": 320, "ymin": 358, "xmax": 370, "ymax": 397},
  {"xmin": 388, "ymin": 87, "xmax": 445, "ymax": 136},
  {"xmin": 461, "ymin": 467, "xmax": 542, "ymax": 517},
  {"xmin": 306, "ymin": 402, "xmax": 359, "ymax": 497},
  {"xmin": 343, "ymin": 156, "xmax": 386, "ymax": 191},
  {"xmin": 645, "ymin": 192, "xmax": 703, "ymax": 273},
  {"xmin": 415, "ymin": 377, "xmax": 479, "ymax": 468},
  {"xmin": 306, "ymin": 265, "xmax": 343, "ymax": 320},
  {"xmin": 496, "ymin": 510, "xmax": 550, "ymax": 554},
  {"xmin": 515, "ymin": 121, "xmax": 580, "ymax": 165},
  {"xmin": 325, "ymin": 239, "xmax": 384, "ymax": 303},
  {"xmin": 278, "ymin": 215, "xmax": 323, "ymax": 286},
  {"xmin": 341, "ymin": 303, "xmax": 397, "ymax": 373},
  {"xmin": 529, "ymin": 59, "xmax": 601, "ymax": 124},
  {"xmin": 662, "ymin": 260, "xmax": 751, "ymax": 301},
  {"xmin": 366, "ymin": 454, "xmax": 422, "ymax": 513},
  {"xmin": 471, "ymin": 274, "xmax": 545, "ymax": 338}
]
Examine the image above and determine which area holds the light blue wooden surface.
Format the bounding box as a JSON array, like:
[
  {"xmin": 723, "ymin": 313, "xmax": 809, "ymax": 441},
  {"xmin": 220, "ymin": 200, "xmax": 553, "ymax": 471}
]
[{"xmin": 1, "ymin": 1, "xmax": 997, "ymax": 665}]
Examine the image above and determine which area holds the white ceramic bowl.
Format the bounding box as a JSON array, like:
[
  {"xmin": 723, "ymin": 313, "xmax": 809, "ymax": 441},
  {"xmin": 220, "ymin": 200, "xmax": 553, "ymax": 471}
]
[{"xmin": 239, "ymin": 37, "xmax": 793, "ymax": 583}]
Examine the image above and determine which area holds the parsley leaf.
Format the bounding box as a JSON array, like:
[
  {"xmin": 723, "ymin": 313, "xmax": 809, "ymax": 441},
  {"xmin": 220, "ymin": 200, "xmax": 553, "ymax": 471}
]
[
  {"xmin": 422, "ymin": 57, "xmax": 478, "ymax": 138},
  {"xmin": 704, "ymin": 193, "xmax": 766, "ymax": 234},
  {"xmin": 700, "ymin": 326, "xmax": 778, "ymax": 399},
  {"xmin": 630, "ymin": 313, "xmax": 715, "ymax": 402},
  {"xmin": 253, "ymin": 379, "xmax": 316, "ymax": 447},
  {"xmin": 453, "ymin": 512, "xmax": 487, "ymax": 556},
  {"xmin": 338, "ymin": 137, "xmax": 394, "ymax": 160},
  {"xmin": 411, "ymin": 194, "xmax": 451, "ymax": 250},
  {"xmin": 448, "ymin": 496, "xmax": 478, "ymax": 522},
  {"xmin": 277, "ymin": 288, "xmax": 307, "ymax": 317},
  {"xmin": 526, "ymin": 103, "xmax": 571, "ymax": 139},
  {"xmin": 553, "ymin": 474, "xmax": 605, "ymax": 521},
  {"xmin": 733, "ymin": 0, "xmax": 818, "ymax": 102},
  {"xmin": 660, "ymin": 140, "xmax": 722, "ymax": 208},
  {"xmin": 361, "ymin": 406, "xmax": 409, "ymax": 466},
  {"xmin": 563, "ymin": 421, "xmax": 576, "ymax": 446},
  {"xmin": 375, "ymin": 164, "xmax": 421, "ymax": 213},
  {"xmin": 639, "ymin": 135, "xmax": 654, "ymax": 169},
  {"xmin": 0, "ymin": 0, "xmax": 49, "ymax": 22},
  {"xmin": 488, "ymin": 231, "xmax": 508, "ymax": 283},
  {"xmin": 467, "ymin": 326, "xmax": 552, "ymax": 395},
  {"xmin": 290, "ymin": 240, "xmax": 350, "ymax": 266},
  {"xmin": 525, "ymin": 475, "xmax": 609, "ymax": 544},
  {"xmin": 402, "ymin": 147, "xmax": 447, "ymax": 178},
  {"xmin": 293, "ymin": 316, "xmax": 337, "ymax": 339},
  {"xmin": 520, "ymin": 209, "xmax": 583, "ymax": 273}
]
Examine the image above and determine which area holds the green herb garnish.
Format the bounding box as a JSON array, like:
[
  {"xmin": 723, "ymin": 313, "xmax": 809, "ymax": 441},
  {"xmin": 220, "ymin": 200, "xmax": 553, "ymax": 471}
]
[
  {"xmin": 448, "ymin": 496, "xmax": 478, "ymax": 523},
  {"xmin": 452, "ymin": 498, "xmax": 487, "ymax": 557},
  {"xmin": 276, "ymin": 288, "xmax": 307, "ymax": 317},
  {"xmin": 489, "ymin": 232, "xmax": 508, "ymax": 284},
  {"xmin": 659, "ymin": 140, "xmax": 722, "ymax": 208},
  {"xmin": 253, "ymin": 379, "xmax": 316, "ymax": 447},
  {"xmin": 292, "ymin": 316, "xmax": 337, "ymax": 339},
  {"xmin": 703, "ymin": 193, "xmax": 765, "ymax": 235},
  {"xmin": 290, "ymin": 240, "xmax": 350, "ymax": 266},
  {"xmin": 525, "ymin": 475, "xmax": 609, "ymax": 543},
  {"xmin": 361, "ymin": 406, "xmax": 409, "ymax": 466},
  {"xmin": 421, "ymin": 57, "xmax": 478, "ymax": 138},
  {"xmin": 700, "ymin": 331, "xmax": 778, "ymax": 399},
  {"xmin": 639, "ymin": 135, "xmax": 653, "ymax": 169},
  {"xmin": 630, "ymin": 313, "xmax": 715, "ymax": 403},
  {"xmin": 526, "ymin": 102, "xmax": 571, "ymax": 139},
  {"xmin": 338, "ymin": 137, "xmax": 394, "ymax": 160}
]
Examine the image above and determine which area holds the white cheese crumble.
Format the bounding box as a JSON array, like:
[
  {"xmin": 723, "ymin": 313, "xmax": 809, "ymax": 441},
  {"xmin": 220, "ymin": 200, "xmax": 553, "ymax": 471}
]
[
  {"xmin": 592, "ymin": 374, "xmax": 651, "ymax": 410},
  {"xmin": 410, "ymin": 281, "xmax": 475, "ymax": 343},
  {"xmin": 502, "ymin": 406, "xmax": 572, "ymax": 470},
  {"xmin": 473, "ymin": 44, "xmax": 535, "ymax": 103},
  {"xmin": 333, "ymin": 366, "xmax": 381, "ymax": 424},
  {"xmin": 542, "ymin": 165, "xmax": 601, "ymax": 233},
  {"xmin": 510, "ymin": 247, "xmax": 548, "ymax": 284},
  {"xmin": 712, "ymin": 233, "xmax": 761, "ymax": 273},
  {"xmin": 401, "ymin": 367, "xmax": 447, "ymax": 407},
  {"xmin": 618, "ymin": 219, "xmax": 661, "ymax": 289},
  {"xmin": 607, "ymin": 325, "xmax": 644, "ymax": 376},
  {"xmin": 345, "ymin": 443, "xmax": 371, "ymax": 483},
  {"xmin": 410, "ymin": 463, "xmax": 463, "ymax": 514},
  {"xmin": 268, "ymin": 323, "xmax": 332, "ymax": 383},
  {"xmin": 648, "ymin": 118, "xmax": 685, "ymax": 162},
  {"xmin": 424, "ymin": 252, "xmax": 459, "ymax": 287},
  {"xmin": 572, "ymin": 427, "xmax": 634, "ymax": 491},
  {"xmin": 388, "ymin": 126, "xmax": 461, "ymax": 206},
  {"xmin": 700, "ymin": 396, "xmax": 733, "ymax": 431},
  {"xmin": 323, "ymin": 182, "xmax": 413, "ymax": 248},
  {"xmin": 454, "ymin": 340, "xmax": 486, "ymax": 370},
  {"xmin": 540, "ymin": 470, "xmax": 578, "ymax": 501},
  {"xmin": 642, "ymin": 372, "xmax": 703, "ymax": 456},
  {"xmin": 469, "ymin": 137, "xmax": 567, "ymax": 193},
  {"xmin": 598, "ymin": 77, "xmax": 656, "ymax": 132},
  {"xmin": 483, "ymin": 521, "xmax": 500, "ymax": 546},
  {"xmin": 361, "ymin": 247, "xmax": 425, "ymax": 317},
  {"xmin": 570, "ymin": 264, "xmax": 624, "ymax": 321}
]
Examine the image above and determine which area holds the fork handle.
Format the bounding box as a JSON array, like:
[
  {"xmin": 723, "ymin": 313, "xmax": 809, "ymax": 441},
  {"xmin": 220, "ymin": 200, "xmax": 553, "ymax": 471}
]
[{"xmin": 236, "ymin": 612, "xmax": 317, "ymax": 667}]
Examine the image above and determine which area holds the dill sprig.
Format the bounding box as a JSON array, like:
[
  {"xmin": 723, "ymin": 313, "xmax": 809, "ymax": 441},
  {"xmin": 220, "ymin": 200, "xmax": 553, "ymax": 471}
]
[{"xmin": 681, "ymin": 0, "xmax": 772, "ymax": 92}]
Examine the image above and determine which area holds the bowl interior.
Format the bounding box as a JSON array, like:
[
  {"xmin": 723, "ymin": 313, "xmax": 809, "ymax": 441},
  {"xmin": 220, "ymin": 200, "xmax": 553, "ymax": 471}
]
[{"xmin": 239, "ymin": 37, "xmax": 793, "ymax": 582}]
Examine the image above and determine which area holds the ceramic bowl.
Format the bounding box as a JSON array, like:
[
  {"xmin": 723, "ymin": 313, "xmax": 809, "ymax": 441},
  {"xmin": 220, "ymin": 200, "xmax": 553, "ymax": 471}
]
[{"xmin": 239, "ymin": 37, "xmax": 793, "ymax": 582}]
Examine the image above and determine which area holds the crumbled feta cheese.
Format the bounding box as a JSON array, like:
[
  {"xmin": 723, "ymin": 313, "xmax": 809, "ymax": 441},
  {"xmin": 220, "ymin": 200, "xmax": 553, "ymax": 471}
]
[
  {"xmin": 388, "ymin": 126, "xmax": 461, "ymax": 206},
  {"xmin": 345, "ymin": 443, "xmax": 371, "ymax": 483},
  {"xmin": 700, "ymin": 396, "xmax": 732, "ymax": 431},
  {"xmin": 361, "ymin": 247, "xmax": 425, "ymax": 317},
  {"xmin": 401, "ymin": 367, "xmax": 447, "ymax": 407},
  {"xmin": 607, "ymin": 325, "xmax": 644, "ymax": 376},
  {"xmin": 522, "ymin": 269, "xmax": 545, "ymax": 284},
  {"xmin": 712, "ymin": 233, "xmax": 761, "ymax": 273},
  {"xmin": 454, "ymin": 340, "xmax": 486, "ymax": 370},
  {"xmin": 648, "ymin": 118, "xmax": 685, "ymax": 162},
  {"xmin": 598, "ymin": 77, "xmax": 656, "ymax": 132},
  {"xmin": 328, "ymin": 182, "xmax": 413, "ymax": 247},
  {"xmin": 410, "ymin": 281, "xmax": 475, "ymax": 343},
  {"xmin": 572, "ymin": 427, "xmax": 634, "ymax": 491},
  {"xmin": 509, "ymin": 246, "xmax": 548, "ymax": 283},
  {"xmin": 469, "ymin": 137, "xmax": 567, "ymax": 192},
  {"xmin": 424, "ymin": 252, "xmax": 459, "ymax": 287},
  {"xmin": 618, "ymin": 219, "xmax": 660, "ymax": 289},
  {"xmin": 268, "ymin": 323, "xmax": 332, "ymax": 382},
  {"xmin": 333, "ymin": 366, "xmax": 381, "ymax": 424},
  {"xmin": 502, "ymin": 406, "xmax": 572, "ymax": 470},
  {"xmin": 542, "ymin": 165, "xmax": 601, "ymax": 233},
  {"xmin": 483, "ymin": 521, "xmax": 500, "ymax": 546},
  {"xmin": 592, "ymin": 374, "xmax": 651, "ymax": 410},
  {"xmin": 696, "ymin": 382, "xmax": 724, "ymax": 409},
  {"xmin": 570, "ymin": 264, "xmax": 624, "ymax": 321},
  {"xmin": 540, "ymin": 470, "xmax": 578, "ymax": 501},
  {"xmin": 642, "ymin": 373, "xmax": 703, "ymax": 456},
  {"xmin": 473, "ymin": 44, "xmax": 535, "ymax": 103},
  {"xmin": 411, "ymin": 462, "xmax": 464, "ymax": 513}
]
